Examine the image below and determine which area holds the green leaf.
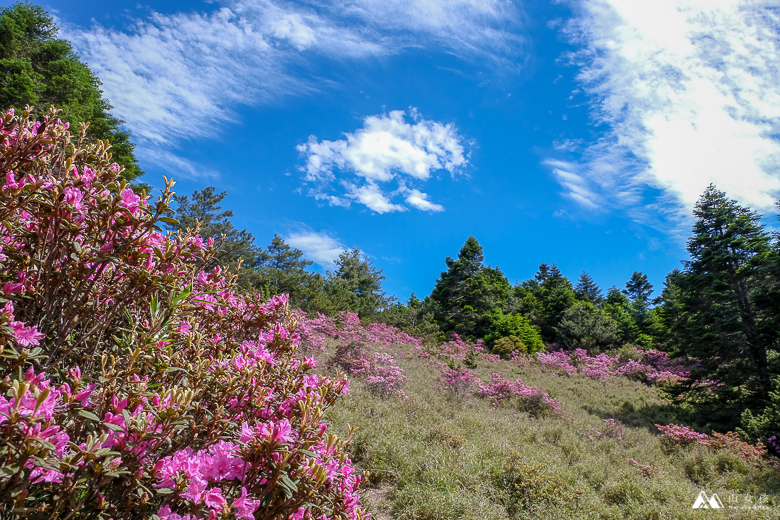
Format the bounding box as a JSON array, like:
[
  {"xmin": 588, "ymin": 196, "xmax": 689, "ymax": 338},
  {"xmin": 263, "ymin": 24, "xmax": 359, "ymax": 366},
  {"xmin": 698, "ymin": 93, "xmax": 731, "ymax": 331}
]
[
  {"xmin": 104, "ymin": 422, "xmax": 125, "ymax": 432},
  {"xmin": 279, "ymin": 473, "xmax": 299, "ymax": 494},
  {"xmin": 78, "ymin": 410, "xmax": 100, "ymax": 422},
  {"xmin": 0, "ymin": 464, "xmax": 20, "ymax": 476}
]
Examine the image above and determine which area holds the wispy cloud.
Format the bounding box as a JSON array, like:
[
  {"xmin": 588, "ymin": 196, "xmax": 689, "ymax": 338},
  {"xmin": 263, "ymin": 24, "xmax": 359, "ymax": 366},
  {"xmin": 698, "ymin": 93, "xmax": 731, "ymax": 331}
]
[
  {"xmin": 61, "ymin": 0, "xmax": 521, "ymax": 179},
  {"xmin": 553, "ymin": 0, "xmax": 780, "ymax": 221},
  {"xmin": 297, "ymin": 108, "xmax": 468, "ymax": 213},
  {"xmin": 284, "ymin": 228, "xmax": 345, "ymax": 267}
]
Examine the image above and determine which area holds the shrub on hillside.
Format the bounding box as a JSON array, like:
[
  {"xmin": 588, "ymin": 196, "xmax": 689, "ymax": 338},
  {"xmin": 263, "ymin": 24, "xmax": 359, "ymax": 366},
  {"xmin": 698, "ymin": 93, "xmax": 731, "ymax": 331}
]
[
  {"xmin": 483, "ymin": 312, "xmax": 545, "ymax": 354},
  {"xmin": 491, "ymin": 335, "xmax": 525, "ymax": 358},
  {"xmin": 0, "ymin": 108, "xmax": 367, "ymax": 519},
  {"xmin": 494, "ymin": 452, "xmax": 582, "ymax": 515}
]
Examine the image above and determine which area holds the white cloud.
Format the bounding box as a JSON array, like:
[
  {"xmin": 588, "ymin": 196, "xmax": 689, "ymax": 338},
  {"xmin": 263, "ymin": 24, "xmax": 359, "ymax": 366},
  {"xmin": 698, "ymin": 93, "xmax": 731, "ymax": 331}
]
[
  {"xmin": 298, "ymin": 109, "xmax": 467, "ymax": 213},
  {"xmin": 344, "ymin": 182, "xmax": 408, "ymax": 214},
  {"xmin": 60, "ymin": 0, "xmax": 521, "ymax": 179},
  {"xmin": 555, "ymin": 0, "xmax": 780, "ymax": 220},
  {"xmin": 405, "ymin": 188, "xmax": 444, "ymax": 212},
  {"xmin": 545, "ymin": 160, "xmax": 601, "ymax": 210},
  {"xmin": 285, "ymin": 229, "xmax": 345, "ymax": 267}
]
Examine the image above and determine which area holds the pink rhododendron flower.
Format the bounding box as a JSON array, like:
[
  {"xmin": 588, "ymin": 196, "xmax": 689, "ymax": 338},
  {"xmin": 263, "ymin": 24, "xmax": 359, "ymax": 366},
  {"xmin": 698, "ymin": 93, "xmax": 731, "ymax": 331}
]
[{"xmin": 9, "ymin": 321, "xmax": 44, "ymax": 347}]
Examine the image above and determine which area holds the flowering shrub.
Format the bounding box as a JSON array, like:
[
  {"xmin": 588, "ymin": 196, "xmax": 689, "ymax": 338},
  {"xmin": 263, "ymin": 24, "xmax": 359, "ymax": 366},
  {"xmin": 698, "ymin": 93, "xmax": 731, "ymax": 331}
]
[
  {"xmin": 580, "ymin": 418, "xmax": 625, "ymax": 441},
  {"xmin": 436, "ymin": 366, "xmax": 480, "ymax": 397},
  {"xmin": 327, "ymin": 341, "xmax": 407, "ymax": 398},
  {"xmin": 655, "ymin": 424, "xmax": 710, "ymax": 448},
  {"xmin": 628, "ymin": 458, "xmax": 655, "ymax": 479},
  {"xmin": 474, "ymin": 373, "xmax": 563, "ymax": 417},
  {"xmin": 0, "ymin": 108, "xmax": 368, "ymax": 520},
  {"xmin": 363, "ymin": 353, "xmax": 407, "ymax": 398},
  {"xmin": 297, "ymin": 311, "xmax": 419, "ymax": 353},
  {"xmin": 708, "ymin": 432, "xmax": 766, "ymax": 464},
  {"xmin": 537, "ymin": 347, "xmax": 690, "ymax": 385}
]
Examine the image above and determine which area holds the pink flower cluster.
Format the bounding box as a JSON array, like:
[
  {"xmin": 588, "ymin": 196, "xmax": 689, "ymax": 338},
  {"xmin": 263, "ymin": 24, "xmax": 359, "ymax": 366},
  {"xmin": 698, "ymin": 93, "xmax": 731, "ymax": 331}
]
[
  {"xmin": 474, "ymin": 373, "xmax": 563, "ymax": 416},
  {"xmin": 0, "ymin": 110, "xmax": 369, "ymax": 520},
  {"xmin": 537, "ymin": 347, "xmax": 690, "ymax": 385},
  {"xmin": 435, "ymin": 368, "xmax": 562, "ymax": 417},
  {"xmin": 328, "ymin": 341, "xmax": 407, "ymax": 398},
  {"xmin": 296, "ymin": 311, "xmax": 420, "ymax": 353},
  {"xmin": 655, "ymin": 423, "xmax": 710, "ymax": 447}
]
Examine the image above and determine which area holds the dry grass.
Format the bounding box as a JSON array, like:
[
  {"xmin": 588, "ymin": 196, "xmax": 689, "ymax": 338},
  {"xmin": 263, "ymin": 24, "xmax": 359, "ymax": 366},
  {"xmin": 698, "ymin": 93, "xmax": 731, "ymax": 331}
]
[{"xmin": 316, "ymin": 340, "xmax": 780, "ymax": 519}]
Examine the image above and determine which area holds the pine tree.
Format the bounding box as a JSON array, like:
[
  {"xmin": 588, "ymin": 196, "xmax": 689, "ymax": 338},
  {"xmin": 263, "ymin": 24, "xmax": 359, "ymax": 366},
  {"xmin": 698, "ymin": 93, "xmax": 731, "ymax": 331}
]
[
  {"xmin": 167, "ymin": 187, "xmax": 261, "ymax": 289},
  {"xmin": 326, "ymin": 248, "xmax": 391, "ymax": 318},
  {"xmin": 671, "ymin": 185, "xmax": 775, "ymax": 429},
  {"xmin": 575, "ymin": 271, "xmax": 603, "ymax": 304},
  {"xmin": 429, "ymin": 237, "xmax": 510, "ymax": 338},
  {"xmin": 623, "ymin": 271, "xmax": 653, "ymax": 304},
  {"xmin": 256, "ymin": 235, "xmax": 324, "ymax": 310},
  {"xmin": 534, "ymin": 263, "xmax": 576, "ymax": 343}
]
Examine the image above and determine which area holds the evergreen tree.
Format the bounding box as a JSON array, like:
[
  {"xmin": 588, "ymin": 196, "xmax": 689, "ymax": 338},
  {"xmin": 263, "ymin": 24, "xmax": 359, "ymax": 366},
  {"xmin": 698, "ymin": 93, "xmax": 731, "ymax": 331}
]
[
  {"xmin": 167, "ymin": 187, "xmax": 261, "ymax": 288},
  {"xmin": 556, "ymin": 302, "xmax": 621, "ymax": 352},
  {"xmin": 623, "ymin": 271, "xmax": 655, "ymax": 342},
  {"xmin": 575, "ymin": 271, "xmax": 603, "ymax": 304},
  {"xmin": 671, "ymin": 185, "xmax": 776, "ymax": 429},
  {"xmin": 256, "ymin": 235, "xmax": 324, "ymax": 311},
  {"xmin": 603, "ymin": 286, "xmax": 639, "ymax": 344},
  {"xmin": 0, "ymin": 2, "xmax": 143, "ymax": 181},
  {"xmin": 534, "ymin": 263, "xmax": 576, "ymax": 343},
  {"xmin": 623, "ymin": 271, "xmax": 654, "ymax": 304},
  {"xmin": 429, "ymin": 237, "xmax": 510, "ymax": 338},
  {"xmin": 326, "ymin": 248, "xmax": 391, "ymax": 318}
]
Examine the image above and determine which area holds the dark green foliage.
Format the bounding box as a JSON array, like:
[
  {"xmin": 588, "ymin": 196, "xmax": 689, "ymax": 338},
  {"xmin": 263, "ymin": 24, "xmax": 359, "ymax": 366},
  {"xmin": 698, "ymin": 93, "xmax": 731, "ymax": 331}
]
[
  {"xmin": 429, "ymin": 237, "xmax": 511, "ymax": 338},
  {"xmin": 575, "ymin": 271, "xmax": 602, "ymax": 304},
  {"xmin": 256, "ymin": 235, "xmax": 327, "ymax": 312},
  {"xmin": 603, "ymin": 286, "xmax": 639, "ymax": 344},
  {"xmin": 533, "ymin": 263, "xmax": 577, "ymax": 342},
  {"xmin": 0, "ymin": 2, "xmax": 142, "ymax": 181},
  {"xmin": 377, "ymin": 293, "xmax": 442, "ymax": 341},
  {"xmin": 667, "ymin": 185, "xmax": 777, "ymax": 430},
  {"xmin": 623, "ymin": 271, "xmax": 653, "ymax": 304},
  {"xmin": 555, "ymin": 302, "xmax": 621, "ymax": 353},
  {"xmin": 326, "ymin": 248, "xmax": 392, "ymax": 318},
  {"xmin": 740, "ymin": 376, "xmax": 780, "ymax": 447}
]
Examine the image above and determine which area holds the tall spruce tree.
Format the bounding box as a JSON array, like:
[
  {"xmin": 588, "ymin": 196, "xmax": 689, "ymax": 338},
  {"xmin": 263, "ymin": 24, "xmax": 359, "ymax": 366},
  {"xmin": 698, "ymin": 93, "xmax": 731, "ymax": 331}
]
[
  {"xmin": 575, "ymin": 271, "xmax": 603, "ymax": 304},
  {"xmin": 429, "ymin": 236, "xmax": 510, "ymax": 338},
  {"xmin": 255, "ymin": 235, "xmax": 325, "ymax": 311},
  {"xmin": 671, "ymin": 185, "xmax": 776, "ymax": 429},
  {"xmin": 535, "ymin": 263, "xmax": 576, "ymax": 343},
  {"xmin": 0, "ymin": 2, "xmax": 143, "ymax": 181}
]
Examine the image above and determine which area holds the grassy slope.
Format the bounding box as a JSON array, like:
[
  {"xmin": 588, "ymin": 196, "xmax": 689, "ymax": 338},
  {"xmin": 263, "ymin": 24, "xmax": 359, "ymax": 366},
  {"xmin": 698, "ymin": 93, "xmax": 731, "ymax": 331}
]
[{"xmin": 316, "ymin": 341, "xmax": 780, "ymax": 520}]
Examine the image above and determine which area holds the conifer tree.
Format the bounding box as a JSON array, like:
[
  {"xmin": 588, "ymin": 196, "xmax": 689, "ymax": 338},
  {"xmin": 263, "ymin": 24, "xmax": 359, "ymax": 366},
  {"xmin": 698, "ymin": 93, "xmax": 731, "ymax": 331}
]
[
  {"xmin": 575, "ymin": 271, "xmax": 603, "ymax": 304},
  {"xmin": 429, "ymin": 236, "xmax": 510, "ymax": 338},
  {"xmin": 0, "ymin": 2, "xmax": 143, "ymax": 181},
  {"xmin": 534, "ymin": 263, "xmax": 576, "ymax": 342},
  {"xmin": 671, "ymin": 185, "xmax": 776, "ymax": 429},
  {"xmin": 326, "ymin": 248, "xmax": 391, "ymax": 318}
]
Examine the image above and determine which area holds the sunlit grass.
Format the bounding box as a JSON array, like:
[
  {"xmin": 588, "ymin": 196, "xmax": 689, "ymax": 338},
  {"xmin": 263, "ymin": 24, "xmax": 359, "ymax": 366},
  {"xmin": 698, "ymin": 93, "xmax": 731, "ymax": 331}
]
[{"xmin": 316, "ymin": 341, "xmax": 780, "ymax": 519}]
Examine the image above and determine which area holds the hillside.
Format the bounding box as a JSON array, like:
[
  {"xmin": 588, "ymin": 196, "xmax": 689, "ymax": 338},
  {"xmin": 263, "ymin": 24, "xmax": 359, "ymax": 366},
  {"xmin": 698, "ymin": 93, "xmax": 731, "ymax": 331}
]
[{"xmin": 298, "ymin": 313, "xmax": 780, "ymax": 520}]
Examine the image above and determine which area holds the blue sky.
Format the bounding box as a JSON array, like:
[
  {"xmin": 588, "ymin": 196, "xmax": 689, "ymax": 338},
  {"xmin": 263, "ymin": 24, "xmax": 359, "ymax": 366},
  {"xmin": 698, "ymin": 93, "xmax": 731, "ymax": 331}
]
[{"xmin": 16, "ymin": 0, "xmax": 780, "ymax": 301}]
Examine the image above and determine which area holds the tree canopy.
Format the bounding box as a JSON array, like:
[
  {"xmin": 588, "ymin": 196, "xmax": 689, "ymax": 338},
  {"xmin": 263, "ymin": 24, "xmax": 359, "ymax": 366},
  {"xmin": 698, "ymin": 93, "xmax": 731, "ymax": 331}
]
[{"xmin": 0, "ymin": 2, "xmax": 143, "ymax": 181}]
